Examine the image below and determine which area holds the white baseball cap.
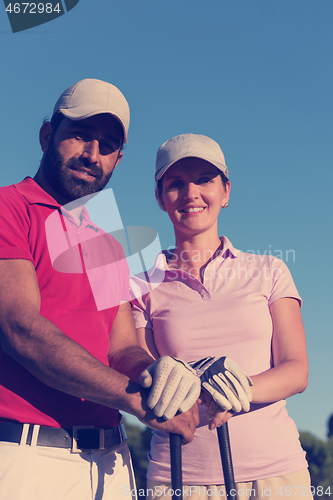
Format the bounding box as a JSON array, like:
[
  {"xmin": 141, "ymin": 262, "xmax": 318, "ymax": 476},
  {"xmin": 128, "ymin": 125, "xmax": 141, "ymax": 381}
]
[
  {"xmin": 52, "ymin": 79, "xmax": 130, "ymax": 143},
  {"xmin": 155, "ymin": 133, "xmax": 228, "ymax": 180}
]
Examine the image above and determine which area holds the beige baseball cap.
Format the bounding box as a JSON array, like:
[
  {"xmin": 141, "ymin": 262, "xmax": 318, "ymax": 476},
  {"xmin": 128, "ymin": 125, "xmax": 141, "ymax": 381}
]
[
  {"xmin": 52, "ymin": 79, "xmax": 130, "ymax": 143},
  {"xmin": 155, "ymin": 133, "xmax": 228, "ymax": 180}
]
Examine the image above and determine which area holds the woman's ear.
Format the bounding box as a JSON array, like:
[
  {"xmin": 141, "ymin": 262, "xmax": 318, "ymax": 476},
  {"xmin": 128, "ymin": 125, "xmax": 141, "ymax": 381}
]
[
  {"xmin": 155, "ymin": 188, "xmax": 166, "ymax": 211},
  {"xmin": 39, "ymin": 122, "xmax": 53, "ymax": 153},
  {"xmin": 221, "ymin": 180, "xmax": 231, "ymax": 208}
]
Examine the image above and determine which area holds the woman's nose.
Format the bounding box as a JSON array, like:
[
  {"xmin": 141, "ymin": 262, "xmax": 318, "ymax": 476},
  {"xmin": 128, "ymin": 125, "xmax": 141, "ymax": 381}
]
[{"xmin": 183, "ymin": 182, "xmax": 199, "ymax": 200}]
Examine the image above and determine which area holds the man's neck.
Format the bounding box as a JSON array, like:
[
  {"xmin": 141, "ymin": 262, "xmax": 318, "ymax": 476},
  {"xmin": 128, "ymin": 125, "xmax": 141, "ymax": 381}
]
[{"xmin": 33, "ymin": 169, "xmax": 85, "ymax": 226}]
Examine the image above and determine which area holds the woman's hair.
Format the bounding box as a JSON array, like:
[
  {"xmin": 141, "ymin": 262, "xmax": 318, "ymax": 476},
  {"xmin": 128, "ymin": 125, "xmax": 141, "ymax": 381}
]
[{"xmin": 156, "ymin": 169, "xmax": 229, "ymax": 205}]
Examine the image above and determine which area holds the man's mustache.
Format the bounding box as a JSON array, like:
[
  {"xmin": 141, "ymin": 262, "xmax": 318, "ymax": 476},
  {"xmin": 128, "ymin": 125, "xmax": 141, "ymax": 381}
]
[{"xmin": 66, "ymin": 158, "xmax": 103, "ymax": 180}]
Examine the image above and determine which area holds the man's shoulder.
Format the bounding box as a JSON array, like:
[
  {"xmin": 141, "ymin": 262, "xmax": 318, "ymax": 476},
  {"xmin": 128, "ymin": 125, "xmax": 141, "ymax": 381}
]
[
  {"xmin": 0, "ymin": 177, "xmax": 32, "ymax": 196},
  {"xmin": 0, "ymin": 178, "xmax": 59, "ymax": 211},
  {"xmin": 0, "ymin": 182, "xmax": 17, "ymax": 194},
  {"xmin": 1, "ymin": 179, "xmax": 41, "ymax": 213},
  {"xmin": 0, "ymin": 181, "xmax": 27, "ymax": 207}
]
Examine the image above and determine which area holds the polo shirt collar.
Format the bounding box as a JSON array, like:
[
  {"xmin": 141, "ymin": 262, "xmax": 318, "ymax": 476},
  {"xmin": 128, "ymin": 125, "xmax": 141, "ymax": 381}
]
[
  {"xmin": 219, "ymin": 236, "xmax": 240, "ymax": 259},
  {"xmin": 147, "ymin": 235, "xmax": 240, "ymax": 277},
  {"xmin": 14, "ymin": 176, "xmax": 94, "ymax": 227},
  {"xmin": 15, "ymin": 177, "xmax": 60, "ymax": 208}
]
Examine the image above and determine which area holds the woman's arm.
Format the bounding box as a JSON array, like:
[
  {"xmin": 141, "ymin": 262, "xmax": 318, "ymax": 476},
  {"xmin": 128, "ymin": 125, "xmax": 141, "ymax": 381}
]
[
  {"xmin": 250, "ymin": 297, "xmax": 309, "ymax": 403},
  {"xmin": 194, "ymin": 297, "xmax": 309, "ymax": 430},
  {"xmin": 136, "ymin": 327, "xmax": 160, "ymax": 360}
]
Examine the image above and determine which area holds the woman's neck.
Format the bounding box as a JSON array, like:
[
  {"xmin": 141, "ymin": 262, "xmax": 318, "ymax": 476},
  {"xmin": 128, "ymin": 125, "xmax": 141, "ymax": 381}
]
[{"xmin": 169, "ymin": 231, "xmax": 223, "ymax": 281}]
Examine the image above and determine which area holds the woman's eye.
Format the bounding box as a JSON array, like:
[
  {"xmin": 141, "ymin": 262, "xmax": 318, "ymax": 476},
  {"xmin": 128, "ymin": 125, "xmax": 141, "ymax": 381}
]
[
  {"xmin": 199, "ymin": 177, "xmax": 213, "ymax": 184},
  {"xmin": 168, "ymin": 180, "xmax": 182, "ymax": 189}
]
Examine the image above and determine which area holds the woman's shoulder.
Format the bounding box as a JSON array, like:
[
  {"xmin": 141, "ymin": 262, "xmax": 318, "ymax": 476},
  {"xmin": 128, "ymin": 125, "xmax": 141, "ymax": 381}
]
[{"xmin": 221, "ymin": 236, "xmax": 289, "ymax": 270}]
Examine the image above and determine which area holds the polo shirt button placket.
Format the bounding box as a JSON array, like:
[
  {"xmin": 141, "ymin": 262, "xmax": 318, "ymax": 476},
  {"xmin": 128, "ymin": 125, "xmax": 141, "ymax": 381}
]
[{"xmin": 198, "ymin": 288, "xmax": 210, "ymax": 301}]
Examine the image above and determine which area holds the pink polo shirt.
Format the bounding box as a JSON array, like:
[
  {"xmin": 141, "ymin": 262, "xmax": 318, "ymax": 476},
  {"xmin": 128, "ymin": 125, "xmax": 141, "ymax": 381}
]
[
  {"xmin": 131, "ymin": 237, "xmax": 308, "ymax": 483},
  {"xmin": 0, "ymin": 177, "xmax": 129, "ymax": 429}
]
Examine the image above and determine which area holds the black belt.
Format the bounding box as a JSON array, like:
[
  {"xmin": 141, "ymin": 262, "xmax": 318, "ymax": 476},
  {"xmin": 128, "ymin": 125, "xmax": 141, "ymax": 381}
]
[{"xmin": 0, "ymin": 422, "xmax": 127, "ymax": 453}]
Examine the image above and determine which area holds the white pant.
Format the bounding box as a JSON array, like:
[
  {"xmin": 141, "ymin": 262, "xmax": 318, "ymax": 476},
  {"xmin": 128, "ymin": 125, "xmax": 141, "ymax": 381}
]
[
  {"xmin": 146, "ymin": 469, "xmax": 313, "ymax": 500},
  {"xmin": 0, "ymin": 440, "xmax": 136, "ymax": 500}
]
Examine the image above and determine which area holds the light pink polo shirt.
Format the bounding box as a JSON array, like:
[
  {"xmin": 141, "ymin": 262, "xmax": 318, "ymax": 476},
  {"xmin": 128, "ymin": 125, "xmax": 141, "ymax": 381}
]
[{"xmin": 131, "ymin": 237, "xmax": 307, "ymax": 483}]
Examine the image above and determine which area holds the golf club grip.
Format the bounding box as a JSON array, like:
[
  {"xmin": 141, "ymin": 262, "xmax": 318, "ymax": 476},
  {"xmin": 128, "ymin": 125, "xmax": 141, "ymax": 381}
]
[
  {"xmin": 169, "ymin": 433, "xmax": 183, "ymax": 500},
  {"xmin": 217, "ymin": 422, "xmax": 237, "ymax": 498}
]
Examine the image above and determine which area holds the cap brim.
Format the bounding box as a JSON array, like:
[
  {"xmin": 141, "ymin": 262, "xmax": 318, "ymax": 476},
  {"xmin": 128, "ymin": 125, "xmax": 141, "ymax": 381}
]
[
  {"xmin": 60, "ymin": 108, "xmax": 128, "ymax": 143},
  {"xmin": 155, "ymin": 156, "xmax": 228, "ymax": 180}
]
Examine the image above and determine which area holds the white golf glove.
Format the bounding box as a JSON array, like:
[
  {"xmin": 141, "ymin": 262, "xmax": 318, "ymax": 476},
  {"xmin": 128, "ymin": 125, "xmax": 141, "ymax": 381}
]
[
  {"xmin": 190, "ymin": 356, "xmax": 253, "ymax": 413},
  {"xmin": 139, "ymin": 356, "xmax": 201, "ymax": 420}
]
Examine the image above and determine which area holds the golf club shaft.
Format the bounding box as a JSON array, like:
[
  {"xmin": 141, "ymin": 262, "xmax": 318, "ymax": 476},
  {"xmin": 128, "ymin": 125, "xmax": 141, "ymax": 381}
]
[
  {"xmin": 169, "ymin": 433, "xmax": 183, "ymax": 500},
  {"xmin": 217, "ymin": 422, "xmax": 237, "ymax": 499}
]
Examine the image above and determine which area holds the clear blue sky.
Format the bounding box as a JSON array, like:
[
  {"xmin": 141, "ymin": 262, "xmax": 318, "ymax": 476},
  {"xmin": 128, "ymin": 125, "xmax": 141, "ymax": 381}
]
[{"xmin": 0, "ymin": 0, "xmax": 332, "ymax": 440}]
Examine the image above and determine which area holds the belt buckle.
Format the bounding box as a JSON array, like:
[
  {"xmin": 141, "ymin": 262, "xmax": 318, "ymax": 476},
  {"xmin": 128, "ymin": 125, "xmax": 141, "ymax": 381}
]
[{"xmin": 72, "ymin": 426, "xmax": 104, "ymax": 453}]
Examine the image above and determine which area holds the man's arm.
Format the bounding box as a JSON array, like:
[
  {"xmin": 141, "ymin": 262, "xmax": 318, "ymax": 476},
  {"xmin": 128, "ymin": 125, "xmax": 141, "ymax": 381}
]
[
  {"xmin": 107, "ymin": 302, "xmax": 156, "ymax": 383},
  {"xmin": 0, "ymin": 259, "xmax": 199, "ymax": 441},
  {"xmin": 108, "ymin": 304, "xmax": 201, "ymax": 422}
]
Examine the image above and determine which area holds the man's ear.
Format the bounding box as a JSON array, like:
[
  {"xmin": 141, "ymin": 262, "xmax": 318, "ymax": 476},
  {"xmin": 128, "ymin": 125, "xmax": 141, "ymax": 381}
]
[
  {"xmin": 114, "ymin": 150, "xmax": 123, "ymax": 169},
  {"xmin": 39, "ymin": 122, "xmax": 53, "ymax": 153}
]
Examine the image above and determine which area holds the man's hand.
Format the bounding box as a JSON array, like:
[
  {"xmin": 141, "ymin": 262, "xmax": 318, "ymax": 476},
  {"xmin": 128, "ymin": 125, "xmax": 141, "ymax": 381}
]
[
  {"xmin": 139, "ymin": 356, "xmax": 201, "ymax": 420},
  {"xmin": 190, "ymin": 356, "xmax": 253, "ymax": 412},
  {"xmin": 198, "ymin": 391, "xmax": 234, "ymax": 430},
  {"xmin": 139, "ymin": 402, "xmax": 200, "ymax": 444}
]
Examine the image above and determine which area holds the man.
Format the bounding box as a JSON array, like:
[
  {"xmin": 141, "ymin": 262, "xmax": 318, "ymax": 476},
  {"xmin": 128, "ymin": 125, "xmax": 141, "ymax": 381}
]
[{"xmin": 0, "ymin": 79, "xmax": 199, "ymax": 500}]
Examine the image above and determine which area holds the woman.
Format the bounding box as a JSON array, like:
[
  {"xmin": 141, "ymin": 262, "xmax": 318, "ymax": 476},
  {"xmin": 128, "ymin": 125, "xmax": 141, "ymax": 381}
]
[{"xmin": 131, "ymin": 134, "xmax": 311, "ymax": 500}]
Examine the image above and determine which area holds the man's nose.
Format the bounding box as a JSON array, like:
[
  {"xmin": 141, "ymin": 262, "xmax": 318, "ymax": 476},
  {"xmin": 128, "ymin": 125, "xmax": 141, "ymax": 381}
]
[{"xmin": 81, "ymin": 139, "xmax": 99, "ymax": 163}]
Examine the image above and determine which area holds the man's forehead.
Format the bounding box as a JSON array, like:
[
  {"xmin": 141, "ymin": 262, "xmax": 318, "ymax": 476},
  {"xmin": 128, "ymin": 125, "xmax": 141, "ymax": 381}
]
[{"xmin": 63, "ymin": 113, "xmax": 124, "ymax": 140}]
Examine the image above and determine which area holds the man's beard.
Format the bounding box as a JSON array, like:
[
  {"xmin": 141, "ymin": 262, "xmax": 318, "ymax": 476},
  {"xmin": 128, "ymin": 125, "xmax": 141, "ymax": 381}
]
[{"xmin": 42, "ymin": 140, "xmax": 114, "ymax": 202}]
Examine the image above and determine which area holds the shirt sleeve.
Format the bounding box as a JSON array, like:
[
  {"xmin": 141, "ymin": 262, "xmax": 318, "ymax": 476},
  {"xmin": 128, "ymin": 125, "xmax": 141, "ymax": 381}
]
[
  {"xmin": 108, "ymin": 235, "xmax": 131, "ymax": 303},
  {"xmin": 130, "ymin": 276, "xmax": 153, "ymax": 329},
  {"xmin": 118, "ymin": 253, "xmax": 131, "ymax": 302},
  {"xmin": 268, "ymin": 257, "xmax": 302, "ymax": 307},
  {"xmin": 0, "ymin": 186, "xmax": 33, "ymax": 262}
]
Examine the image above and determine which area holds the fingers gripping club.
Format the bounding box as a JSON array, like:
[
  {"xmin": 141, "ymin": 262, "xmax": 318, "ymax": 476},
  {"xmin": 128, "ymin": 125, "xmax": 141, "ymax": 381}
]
[
  {"xmin": 190, "ymin": 356, "xmax": 253, "ymax": 413},
  {"xmin": 139, "ymin": 356, "xmax": 201, "ymax": 420}
]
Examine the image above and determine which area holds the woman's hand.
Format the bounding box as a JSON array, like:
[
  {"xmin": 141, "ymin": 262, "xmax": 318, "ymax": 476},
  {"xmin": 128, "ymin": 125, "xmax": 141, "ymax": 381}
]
[
  {"xmin": 190, "ymin": 356, "xmax": 253, "ymax": 412},
  {"xmin": 198, "ymin": 391, "xmax": 234, "ymax": 430}
]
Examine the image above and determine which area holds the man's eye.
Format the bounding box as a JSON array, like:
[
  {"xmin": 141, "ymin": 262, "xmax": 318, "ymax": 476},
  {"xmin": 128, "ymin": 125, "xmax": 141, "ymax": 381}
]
[
  {"xmin": 74, "ymin": 132, "xmax": 89, "ymax": 141},
  {"xmin": 99, "ymin": 142, "xmax": 119, "ymax": 155}
]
